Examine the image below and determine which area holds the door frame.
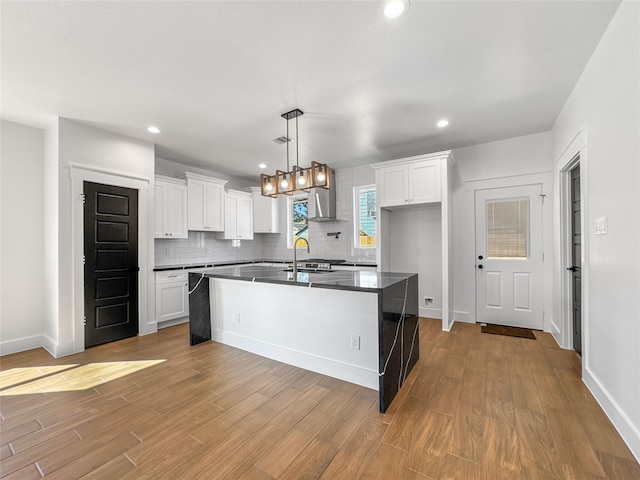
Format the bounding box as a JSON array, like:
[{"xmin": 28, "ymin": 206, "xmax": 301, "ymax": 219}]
[
  {"xmin": 466, "ymin": 172, "xmax": 553, "ymax": 329},
  {"xmin": 556, "ymin": 130, "xmax": 588, "ymax": 360},
  {"xmin": 69, "ymin": 163, "xmax": 155, "ymax": 354}
]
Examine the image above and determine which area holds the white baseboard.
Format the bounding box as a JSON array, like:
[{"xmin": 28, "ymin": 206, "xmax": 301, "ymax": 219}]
[
  {"xmin": 0, "ymin": 334, "xmax": 46, "ymax": 357},
  {"xmin": 419, "ymin": 307, "xmax": 441, "ymax": 319},
  {"xmin": 157, "ymin": 317, "xmax": 188, "ymax": 330},
  {"xmin": 583, "ymin": 367, "xmax": 640, "ymax": 463},
  {"xmin": 453, "ymin": 311, "xmax": 472, "ymax": 323},
  {"xmin": 214, "ymin": 329, "xmax": 379, "ymax": 391},
  {"xmin": 550, "ymin": 320, "xmax": 562, "ymax": 347}
]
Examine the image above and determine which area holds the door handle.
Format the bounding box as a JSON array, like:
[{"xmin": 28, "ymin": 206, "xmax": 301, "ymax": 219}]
[
  {"xmin": 478, "ymin": 255, "xmax": 484, "ymax": 260},
  {"xmin": 566, "ymin": 266, "xmax": 580, "ymax": 272},
  {"xmin": 477, "ymin": 265, "xmax": 484, "ymax": 269},
  {"xmin": 129, "ymin": 267, "xmax": 140, "ymax": 272}
]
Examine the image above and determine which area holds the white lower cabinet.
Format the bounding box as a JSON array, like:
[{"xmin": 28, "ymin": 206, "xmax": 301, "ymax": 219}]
[{"xmin": 155, "ymin": 270, "xmax": 189, "ymax": 326}]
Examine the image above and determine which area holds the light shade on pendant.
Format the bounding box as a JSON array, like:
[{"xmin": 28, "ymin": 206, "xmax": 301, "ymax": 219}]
[
  {"xmin": 261, "ymin": 173, "xmax": 277, "ymax": 197},
  {"xmin": 293, "ymin": 165, "xmax": 311, "ymax": 192},
  {"xmin": 275, "ymin": 170, "xmax": 293, "ymax": 195},
  {"xmin": 311, "ymin": 161, "xmax": 330, "ymax": 189}
]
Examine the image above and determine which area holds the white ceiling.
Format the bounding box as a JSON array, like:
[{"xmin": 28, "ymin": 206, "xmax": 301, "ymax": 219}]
[{"xmin": 2, "ymin": 1, "xmax": 620, "ymax": 181}]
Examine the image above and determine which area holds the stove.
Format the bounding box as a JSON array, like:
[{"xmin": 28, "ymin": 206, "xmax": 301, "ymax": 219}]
[{"xmin": 297, "ymin": 259, "xmax": 345, "ymax": 271}]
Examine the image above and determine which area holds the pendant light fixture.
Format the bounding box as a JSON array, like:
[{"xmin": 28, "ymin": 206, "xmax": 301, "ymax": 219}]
[{"xmin": 261, "ymin": 108, "xmax": 331, "ymax": 197}]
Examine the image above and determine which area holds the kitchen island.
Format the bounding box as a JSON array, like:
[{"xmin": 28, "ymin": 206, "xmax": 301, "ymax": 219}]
[{"xmin": 188, "ymin": 266, "xmax": 418, "ymax": 413}]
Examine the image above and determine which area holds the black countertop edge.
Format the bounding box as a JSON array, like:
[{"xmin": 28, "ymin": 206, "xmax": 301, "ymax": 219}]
[
  {"xmin": 190, "ymin": 269, "xmax": 413, "ymax": 294},
  {"xmin": 155, "ymin": 259, "xmax": 377, "ymax": 272}
]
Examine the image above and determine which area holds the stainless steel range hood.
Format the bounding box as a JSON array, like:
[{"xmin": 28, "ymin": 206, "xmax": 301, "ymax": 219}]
[{"xmin": 307, "ymin": 169, "xmax": 336, "ymax": 222}]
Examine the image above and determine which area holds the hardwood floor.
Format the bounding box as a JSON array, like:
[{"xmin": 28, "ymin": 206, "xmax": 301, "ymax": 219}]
[{"xmin": 1, "ymin": 318, "xmax": 639, "ymax": 479}]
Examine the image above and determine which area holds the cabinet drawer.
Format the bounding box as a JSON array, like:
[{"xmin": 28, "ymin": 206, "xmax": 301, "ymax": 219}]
[{"xmin": 156, "ymin": 270, "xmax": 187, "ymax": 283}]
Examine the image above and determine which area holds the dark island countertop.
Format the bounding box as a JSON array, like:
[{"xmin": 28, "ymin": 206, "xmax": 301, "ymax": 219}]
[
  {"xmin": 189, "ymin": 265, "xmax": 411, "ymax": 293},
  {"xmin": 154, "ymin": 259, "xmax": 377, "ymax": 272}
]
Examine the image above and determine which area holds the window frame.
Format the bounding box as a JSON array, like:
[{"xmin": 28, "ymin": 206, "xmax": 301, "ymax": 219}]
[
  {"xmin": 353, "ymin": 185, "xmax": 377, "ymax": 250},
  {"xmin": 287, "ymin": 193, "xmax": 309, "ymax": 249}
]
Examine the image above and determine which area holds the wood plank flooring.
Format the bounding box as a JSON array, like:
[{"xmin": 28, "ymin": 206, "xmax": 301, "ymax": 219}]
[{"xmin": 1, "ymin": 318, "xmax": 638, "ymax": 479}]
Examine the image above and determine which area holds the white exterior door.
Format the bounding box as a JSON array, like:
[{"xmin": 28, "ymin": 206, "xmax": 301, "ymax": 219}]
[{"xmin": 475, "ymin": 184, "xmax": 543, "ymax": 329}]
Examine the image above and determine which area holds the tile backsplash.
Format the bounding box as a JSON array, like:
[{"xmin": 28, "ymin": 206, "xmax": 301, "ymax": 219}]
[
  {"xmin": 155, "ymin": 232, "xmax": 263, "ymax": 266},
  {"xmin": 154, "ymin": 166, "xmax": 377, "ymax": 266}
]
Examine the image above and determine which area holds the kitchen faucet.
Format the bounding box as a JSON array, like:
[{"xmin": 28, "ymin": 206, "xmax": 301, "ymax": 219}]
[{"xmin": 292, "ymin": 237, "xmax": 310, "ymax": 278}]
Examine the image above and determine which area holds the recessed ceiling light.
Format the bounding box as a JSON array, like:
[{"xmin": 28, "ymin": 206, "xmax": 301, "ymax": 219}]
[
  {"xmin": 259, "ymin": 163, "xmax": 267, "ymax": 169},
  {"xmin": 384, "ymin": 0, "xmax": 409, "ymax": 18},
  {"xmin": 437, "ymin": 119, "xmax": 449, "ymax": 128},
  {"xmin": 147, "ymin": 126, "xmax": 161, "ymax": 134}
]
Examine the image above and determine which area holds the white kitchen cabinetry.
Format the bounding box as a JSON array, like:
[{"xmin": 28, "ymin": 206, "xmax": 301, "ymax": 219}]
[
  {"xmin": 216, "ymin": 190, "xmax": 253, "ymax": 240},
  {"xmin": 181, "ymin": 172, "xmax": 228, "ymax": 232},
  {"xmin": 372, "ymin": 151, "xmax": 454, "ymax": 332},
  {"xmin": 155, "ymin": 270, "xmax": 189, "ymax": 326},
  {"xmin": 154, "ymin": 176, "xmax": 188, "ymax": 238},
  {"xmin": 250, "ymin": 187, "xmax": 280, "ymax": 233},
  {"xmin": 375, "ymin": 159, "xmax": 441, "ymax": 207}
]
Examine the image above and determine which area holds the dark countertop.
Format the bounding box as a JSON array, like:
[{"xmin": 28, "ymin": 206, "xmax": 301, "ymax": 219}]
[
  {"xmin": 154, "ymin": 259, "xmax": 377, "ymax": 272},
  {"xmin": 190, "ymin": 265, "xmax": 411, "ymax": 293}
]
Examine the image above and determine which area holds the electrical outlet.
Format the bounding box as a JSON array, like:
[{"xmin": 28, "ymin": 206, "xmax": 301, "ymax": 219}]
[
  {"xmin": 235, "ymin": 313, "xmax": 241, "ymax": 324},
  {"xmin": 416, "ymin": 248, "xmax": 422, "ymax": 256},
  {"xmin": 350, "ymin": 335, "xmax": 360, "ymax": 350},
  {"xmin": 424, "ymin": 297, "xmax": 434, "ymax": 307}
]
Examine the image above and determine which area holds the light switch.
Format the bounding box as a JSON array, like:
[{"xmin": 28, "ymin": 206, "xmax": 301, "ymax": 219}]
[{"xmin": 595, "ymin": 217, "xmax": 607, "ymax": 235}]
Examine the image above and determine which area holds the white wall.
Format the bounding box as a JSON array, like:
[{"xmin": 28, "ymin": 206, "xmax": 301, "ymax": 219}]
[
  {"xmin": 551, "ymin": 1, "xmax": 640, "ymax": 461},
  {"xmin": 450, "ymin": 132, "xmax": 553, "ymax": 323},
  {"xmin": 0, "ymin": 121, "xmax": 46, "ymax": 355},
  {"xmin": 52, "ymin": 119, "xmax": 156, "ymax": 355}
]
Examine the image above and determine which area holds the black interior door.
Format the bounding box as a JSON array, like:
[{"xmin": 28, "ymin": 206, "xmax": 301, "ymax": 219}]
[
  {"xmin": 570, "ymin": 164, "xmax": 582, "ymax": 356},
  {"xmin": 84, "ymin": 181, "xmax": 139, "ymax": 348}
]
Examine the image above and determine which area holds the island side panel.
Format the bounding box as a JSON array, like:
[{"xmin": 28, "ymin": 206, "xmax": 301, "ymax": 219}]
[
  {"xmin": 378, "ymin": 274, "xmax": 419, "ymax": 413},
  {"xmin": 188, "ymin": 273, "xmax": 211, "ymax": 345},
  {"xmin": 209, "ymin": 278, "xmax": 380, "ymax": 389}
]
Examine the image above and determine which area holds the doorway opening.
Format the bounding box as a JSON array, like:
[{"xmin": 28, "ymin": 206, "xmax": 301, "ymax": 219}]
[{"xmin": 563, "ymin": 156, "xmax": 583, "ymax": 356}]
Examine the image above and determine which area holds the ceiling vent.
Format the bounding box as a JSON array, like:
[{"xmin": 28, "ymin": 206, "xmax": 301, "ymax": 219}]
[{"xmin": 272, "ymin": 136, "xmax": 293, "ymax": 145}]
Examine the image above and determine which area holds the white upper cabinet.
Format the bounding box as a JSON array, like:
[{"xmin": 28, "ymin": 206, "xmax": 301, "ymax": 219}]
[
  {"xmin": 373, "ymin": 157, "xmax": 441, "ymax": 207},
  {"xmin": 251, "ymin": 187, "xmax": 280, "ymax": 233},
  {"xmin": 217, "ymin": 190, "xmax": 253, "ymax": 240},
  {"xmin": 181, "ymin": 172, "xmax": 227, "ymax": 232},
  {"xmin": 408, "ymin": 161, "xmax": 441, "ymax": 204},
  {"xmin": 154, "ymin": 176, "xmax": 188, "ymax": 238}
]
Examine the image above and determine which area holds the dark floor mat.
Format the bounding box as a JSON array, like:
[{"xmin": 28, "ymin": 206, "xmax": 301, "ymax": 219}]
[{"xmin": 481, "ymin": 323, "xmax": 537, "ymax": 340}]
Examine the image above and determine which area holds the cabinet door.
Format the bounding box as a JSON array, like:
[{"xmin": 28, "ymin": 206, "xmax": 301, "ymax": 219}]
[
  {"xmin": 187, "ymin": 179, "xmax": 206, "ymax": 230},
  {"xmin": 237, "ymin": 195, "xmax": 253, "ymax": 239},
  {"xmin": 204, "ymin": 181, "xmax": 224, "ymax": 231},
  {"xmin": 155, "ymin": 271, "xmax": 189, "ymax": 323},
  {"xmin": 378, "ymin": 165, "xmax": 408, "ymax": 207},
  {"xmin": 409, "ymin": 161, "xmax": 441, "ymax": 204},
  {"xmin": 154, "ymin": 182, "xmax": 167, "ymax": 237},
  {"xmin": 252, "ymin": 191, "xmax": 280, "ymax": 233},
  {"xmin": 166, "ymin": 183, "xmax": 188, "ymax": 238},
  {"xmin": 225, "ymin": 194, "xmax": 239, "ymax": 238}
]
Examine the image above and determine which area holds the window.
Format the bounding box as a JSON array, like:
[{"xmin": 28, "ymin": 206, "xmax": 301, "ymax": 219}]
[
  {"xmin": 486, "ymin": 198, "xmax": 529, "ymax": 258},
  {"xmin": 354, "ymin": 186, "xmax": 377, "ymax": 248},
  {"xmin": 288, "ymin": 194, "xmax": 308, "ymax": 248}
]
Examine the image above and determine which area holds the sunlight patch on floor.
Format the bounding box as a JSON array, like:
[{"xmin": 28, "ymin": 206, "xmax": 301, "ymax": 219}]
[
  {"xmin": 0, "ymin": 360, "xmax": 165, "ymax": 395},
  {"xmin": 0, "ymin": 365, "xmax": 79, "ymax": 389}
]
